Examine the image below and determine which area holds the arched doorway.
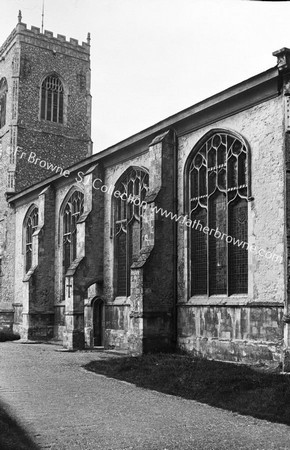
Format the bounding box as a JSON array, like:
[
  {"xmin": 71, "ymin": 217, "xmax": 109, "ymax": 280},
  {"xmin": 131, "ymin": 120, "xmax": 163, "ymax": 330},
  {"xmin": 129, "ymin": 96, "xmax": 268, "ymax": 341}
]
[{"xmin": 92, "ymin": 298, "xmax": 104, "ymax": 346}]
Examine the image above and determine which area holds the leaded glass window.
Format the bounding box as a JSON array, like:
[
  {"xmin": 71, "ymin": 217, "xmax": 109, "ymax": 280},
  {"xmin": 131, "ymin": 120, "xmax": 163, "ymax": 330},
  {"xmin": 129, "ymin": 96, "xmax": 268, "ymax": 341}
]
[
  {"xmin": 63, "ymin": 191, "xmax": 84, "ymax": 274},
  {"xmin": 41, "ymin": 75, "xmax": 64, "ymax": 123},
  {"xmin": 115, "ymin": 168, "xmax": 149, "ymax": 297},
  {"xmin": 188, "ymin": 132, "xmax": 249, "ymax": 296},
  {"xmin": 0, "ymin": 78, "xmax": 7, "ymax": 129},
  {"xmin": 25, "ymin": 207, "xmax": 38, "ymax": 273}
]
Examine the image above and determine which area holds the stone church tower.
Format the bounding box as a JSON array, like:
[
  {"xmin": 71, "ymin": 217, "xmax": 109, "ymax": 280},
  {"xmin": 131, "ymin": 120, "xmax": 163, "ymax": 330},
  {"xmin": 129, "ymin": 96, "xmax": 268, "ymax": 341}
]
[{"xmin": 0, "ymin": 12, "xmax": 92, "ymax": 325}]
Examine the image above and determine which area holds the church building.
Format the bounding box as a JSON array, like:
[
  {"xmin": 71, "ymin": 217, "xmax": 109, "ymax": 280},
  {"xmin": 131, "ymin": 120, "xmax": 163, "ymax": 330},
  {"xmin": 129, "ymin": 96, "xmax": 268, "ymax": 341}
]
[{"xmin": 1, "ymin": 13, "xmax": 290, "ymax": 370}]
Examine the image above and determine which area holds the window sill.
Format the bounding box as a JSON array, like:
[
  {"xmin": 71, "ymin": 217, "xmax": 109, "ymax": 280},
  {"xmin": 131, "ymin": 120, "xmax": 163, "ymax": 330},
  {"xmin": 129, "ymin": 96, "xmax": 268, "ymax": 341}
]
[
  {"xmin": 39, "ymin": 118, "xmax": 65, "ymax": 126},
  {"xmin": 179, "ymin": 296, "xmax": 284, "ymax": 307},
  {"xmin": 55, "ymin": 302, "xmax": 66, "ymax": 307},
  {"xmin": 109, "ymin": 296, "xmax": 131, "ymax": 306}
]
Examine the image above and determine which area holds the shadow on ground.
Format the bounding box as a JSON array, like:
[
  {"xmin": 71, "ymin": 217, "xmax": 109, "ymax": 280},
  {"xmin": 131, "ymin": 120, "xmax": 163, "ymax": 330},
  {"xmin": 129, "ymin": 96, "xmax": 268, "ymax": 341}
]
[
  {"xmin": 84, "ymin": 353, "xmax": 290, "ymax": 425},
  {"xmin": 0, "ymin": 330, "xmax": 20, "ymax": 342},
  {"xmin": 0, "ymin": 399, "xmax": 39, "ymax": 450}
]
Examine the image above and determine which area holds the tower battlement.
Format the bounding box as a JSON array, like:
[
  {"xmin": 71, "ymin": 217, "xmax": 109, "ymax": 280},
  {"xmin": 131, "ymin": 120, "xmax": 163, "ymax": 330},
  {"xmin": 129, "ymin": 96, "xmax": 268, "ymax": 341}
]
[{"xmin": 0, "ymin": 12, "xmax": 90, "ymax": 58}]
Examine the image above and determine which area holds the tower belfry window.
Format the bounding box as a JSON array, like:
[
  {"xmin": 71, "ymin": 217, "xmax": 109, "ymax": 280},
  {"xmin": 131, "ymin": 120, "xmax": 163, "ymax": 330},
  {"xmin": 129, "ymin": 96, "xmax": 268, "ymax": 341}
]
[{"xmin": 41, "ymin": 75, "xmax": 64, "ymax": 123}]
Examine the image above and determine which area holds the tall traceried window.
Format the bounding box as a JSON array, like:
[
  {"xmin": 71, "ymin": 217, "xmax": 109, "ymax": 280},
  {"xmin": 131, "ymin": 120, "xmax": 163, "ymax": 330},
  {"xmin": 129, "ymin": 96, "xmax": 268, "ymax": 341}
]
[
  {"xmin": 25, "ymin": 207, "xmax": 39, "ymax": 273},
  {"xmin": 0, "ymin": 78, "xmax": 8, "ymax": 129},
  {"xmin": 114, "ymin": 168, "xmax": 149, "ymax": 297},
  {"xmin": 188, "ymin": 131, "xmax": 249, "ymax": 297},
  {"xmin": 40, "ymin": 75, "xmax": 64, "ymax": 123},
  {"xmin": 63, "ymin": 190, "xmax": 84, "ymax": 275}
]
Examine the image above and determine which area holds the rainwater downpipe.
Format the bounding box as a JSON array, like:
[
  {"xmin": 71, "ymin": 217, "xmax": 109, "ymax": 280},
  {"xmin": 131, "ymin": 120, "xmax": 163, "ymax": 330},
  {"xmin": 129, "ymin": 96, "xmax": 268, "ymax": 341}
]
[{"xmin": 172, "ymin": 129, "xmax": 178, "ymax": 349}]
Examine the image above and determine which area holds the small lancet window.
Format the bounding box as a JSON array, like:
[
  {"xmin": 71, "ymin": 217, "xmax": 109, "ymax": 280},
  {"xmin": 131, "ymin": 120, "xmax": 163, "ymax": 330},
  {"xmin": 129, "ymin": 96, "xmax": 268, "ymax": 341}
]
[
  {"xmin": 40, "ymin": 75, "xmax": 64, "ymax": 123},
  {"xmin": 62, "ymin": 190, "xmax": 84, "ymax": 275},
  {"xmin": 25, "ymin": 207, "xmax": 39, "ymax": 273}
]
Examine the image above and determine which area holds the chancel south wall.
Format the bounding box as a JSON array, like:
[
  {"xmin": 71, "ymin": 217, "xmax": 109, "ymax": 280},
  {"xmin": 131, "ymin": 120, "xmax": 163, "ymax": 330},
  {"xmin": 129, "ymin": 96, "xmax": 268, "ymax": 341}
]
[{"xmin": 177, "ymin": 95, "xmax": 285, "ymax": 365}]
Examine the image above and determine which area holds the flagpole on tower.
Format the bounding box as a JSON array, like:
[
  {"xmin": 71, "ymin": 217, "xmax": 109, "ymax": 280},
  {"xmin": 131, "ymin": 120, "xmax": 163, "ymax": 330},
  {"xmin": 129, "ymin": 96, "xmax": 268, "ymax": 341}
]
[{"xmin": 41, "ymin": 0, "xmax": 45, "ymax": 33}]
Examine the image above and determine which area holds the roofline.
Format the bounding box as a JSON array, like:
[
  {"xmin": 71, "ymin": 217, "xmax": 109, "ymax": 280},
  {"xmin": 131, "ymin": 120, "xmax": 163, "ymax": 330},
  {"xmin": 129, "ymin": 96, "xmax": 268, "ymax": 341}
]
[{"xmin": 8, "ymin": 65, "xmax": 279, "ymax": 204}]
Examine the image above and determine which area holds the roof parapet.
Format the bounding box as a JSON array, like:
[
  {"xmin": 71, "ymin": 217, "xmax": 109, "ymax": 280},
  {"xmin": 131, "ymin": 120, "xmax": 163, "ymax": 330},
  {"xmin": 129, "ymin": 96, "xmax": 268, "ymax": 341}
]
[
  {"xmin": 31, "ymin": 26, "xmax": 40, "ymax": 34},
  {"xmin": 273, "ymin": 47, "xmax": 290, "ymax": 72},
  {"xmin": 44, "ymin": 30, "xmax": 53, "ymax": 38}
]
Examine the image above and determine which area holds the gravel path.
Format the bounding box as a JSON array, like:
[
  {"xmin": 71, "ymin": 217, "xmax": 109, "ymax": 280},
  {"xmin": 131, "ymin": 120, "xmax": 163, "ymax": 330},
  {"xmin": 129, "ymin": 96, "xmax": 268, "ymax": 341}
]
[{"xmin": 1, "ymin": 341, "xmax": 290, "ymax": 450}]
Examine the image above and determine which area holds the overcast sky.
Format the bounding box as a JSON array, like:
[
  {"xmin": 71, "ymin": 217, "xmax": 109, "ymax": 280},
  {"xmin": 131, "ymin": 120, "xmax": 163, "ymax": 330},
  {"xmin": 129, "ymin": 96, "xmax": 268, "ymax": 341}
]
[{"xmin": 1, "ymin": 0, "xmax": 290, "ymax": 152}]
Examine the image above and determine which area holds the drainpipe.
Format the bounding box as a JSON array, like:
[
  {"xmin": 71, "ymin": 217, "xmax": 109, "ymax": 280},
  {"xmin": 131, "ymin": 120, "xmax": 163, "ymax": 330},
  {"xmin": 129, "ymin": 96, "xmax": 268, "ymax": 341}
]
[{"xmin": 172, "ymin": 129, "xmax": 178, "ymax": 349}]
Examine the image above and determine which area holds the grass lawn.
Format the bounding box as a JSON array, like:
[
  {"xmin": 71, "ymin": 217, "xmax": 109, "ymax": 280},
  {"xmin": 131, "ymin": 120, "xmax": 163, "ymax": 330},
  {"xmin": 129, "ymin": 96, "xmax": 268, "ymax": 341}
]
[{"xmin": 84, "ymin": 353, "xmax": 290, "ymax": 425}]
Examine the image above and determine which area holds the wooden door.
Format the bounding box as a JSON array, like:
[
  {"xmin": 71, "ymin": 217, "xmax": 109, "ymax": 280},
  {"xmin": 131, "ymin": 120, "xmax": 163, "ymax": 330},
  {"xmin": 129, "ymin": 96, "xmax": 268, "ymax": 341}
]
[{"xmin": 93, "ymin": 299, "xmax": 104, "ymax": 346}]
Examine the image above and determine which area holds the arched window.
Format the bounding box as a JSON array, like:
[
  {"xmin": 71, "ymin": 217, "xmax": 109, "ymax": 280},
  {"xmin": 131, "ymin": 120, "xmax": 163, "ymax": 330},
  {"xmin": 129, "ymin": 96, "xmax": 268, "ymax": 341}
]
[
  {"xmin": 40, "ymin": 75, "xmax": 64, "ymax": 123},
  {"xmin": 114, "ymin": 168, "xmax": 149, "ymax": 297},
  {"xmin": 25, "ymin": 206, "xmax": 39, "ymax": 273},
  {"xmin": 62, "ymin": 190, "xmax": 84, "ymax": 274},
  {"xmin": 187, "ymin": 131, "xmax": 249, "ymax": 296},
  {"xmin": 0, "ymin": 78, "xmax": 8, "ymax": 129}
]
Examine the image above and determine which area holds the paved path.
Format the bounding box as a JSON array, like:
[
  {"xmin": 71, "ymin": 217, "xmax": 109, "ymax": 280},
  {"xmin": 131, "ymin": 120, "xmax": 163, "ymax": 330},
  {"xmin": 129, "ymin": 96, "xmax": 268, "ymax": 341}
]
[{"xmin": 1, "ymin": 342, "xmax": 290, "ymax": 450}]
